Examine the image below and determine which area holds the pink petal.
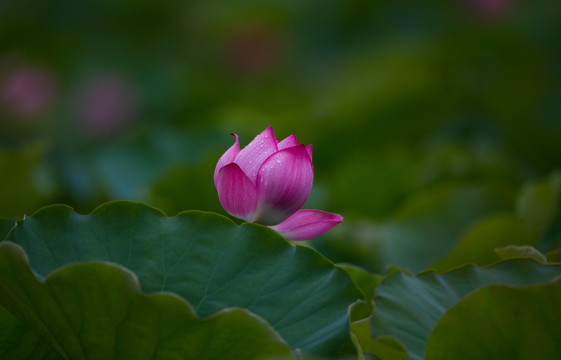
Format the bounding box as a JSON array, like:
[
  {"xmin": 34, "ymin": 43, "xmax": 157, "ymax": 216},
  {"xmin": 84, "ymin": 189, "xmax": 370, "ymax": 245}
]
[
  {"xmin": 254, "ymin": 144, "xmax": 314, "ymax": 225},
  {"xmin": 215, "ymin": 163, "xmax": 257, "ymax": 222},
  {"xmin": 269, "ymin": 209, "xmax": 343, "ymax": 241},
  {"xmin": 214, "ymin": 133, "xmax": 240, "ymax": 186},
  {"xmin": 306, "ymin": 144, "xmax": 313, "ymax": 161},
  {"xmin": 234, "ymin": 126, "xmax": 278, "ymax": 184},
  {"xmin": 278, "ymin": 135, "xmax": 313, "ymax": 162},
  {"xmin": 278, "ymin": 134, "xmax": 300, "ymax": 150}
]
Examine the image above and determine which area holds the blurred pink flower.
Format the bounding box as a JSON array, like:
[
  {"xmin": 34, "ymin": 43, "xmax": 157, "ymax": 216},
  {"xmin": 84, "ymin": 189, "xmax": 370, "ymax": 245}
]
[
  {"xmin": 467, "ymin": 0, "xmax": 510, "ymax": 18},
  {"xmin": 1, "ymin": 65, "xmax": 54, "ymax": 118},
  {"xmin": 76, "ymin": 74, "xmax": 137, "ymax": 137},
  {"xmin": 214, "ymin": 126, "xmax": 343, "ymax": 240}
]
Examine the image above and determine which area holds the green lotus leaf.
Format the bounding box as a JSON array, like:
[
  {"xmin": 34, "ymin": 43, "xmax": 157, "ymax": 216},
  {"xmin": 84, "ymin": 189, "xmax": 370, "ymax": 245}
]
[
  {"xmin": 434, "ymin": 173, "xmax": 561, "ymax": 271},
  {"xmin": 0, "ymin": 241, "xmax": 293, "ymax": 360},
  {"xmin": 379, "ymin": 185, "xmax": 513, "ymax": 272},
  {"xmin": 338, "ymin": 263, "xmax": 382, "ymax": 304},
  {"xmin": 3, "ymin": 201, "xmax": 361, "ymax": 357},
  {"xmin": 425, "ymin": 281, "xmax": 561, "ymax": 359},
  {"xmin": 367, "ymin": 259, "xmax": 561, "ymax": 360},
  {"xmin": 495, "ymin": 245, "xmax": 548, "ymax": 263},
  {"xmin": 431, "ymin": 213, "xmax": 519, "ymax": 271},
  {"xmin": 0, "ymin": 304, "xmax": 60, "ymax": 360}
]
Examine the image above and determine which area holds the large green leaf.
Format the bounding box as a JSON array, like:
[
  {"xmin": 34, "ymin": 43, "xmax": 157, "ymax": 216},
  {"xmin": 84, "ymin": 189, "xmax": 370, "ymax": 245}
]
[
  {"xmin": 338, "ymin": 263, "xmax": 382, "ymax": 304},
  {"xmin": 0, "ymin": 304, "xmax": 60, "ymax": 360},
  {"xmin": 425, "ymin": 281, "xmax": 561, "ymax": 359},
  {"xmin": 378, "ymin": 185, "xmax": 513, "ymax": 272},
  {"xmin": 431, "ymin": 213, "xmax": 518, "ymax": 271},
  {"xmin": 433, "ymin": 173, "xmax": 561, "ymax": 271},
  {"xmin": 0, "ymin": 241, "xmax": 293, "ymax": 360},
  {"xmin": 3, "ymin": 201, "xmax": 361, "ymax": 357},
  {"xmin": 316, "ymin": 184, "xmax": 513, "ymax": 273},
  {"xmin": 366, "ymin": 259, "xmax": 561, "ymax": 360}
]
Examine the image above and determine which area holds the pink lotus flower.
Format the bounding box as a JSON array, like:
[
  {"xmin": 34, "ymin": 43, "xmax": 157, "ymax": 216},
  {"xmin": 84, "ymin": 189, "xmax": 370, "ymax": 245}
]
[
  {"xmin": 1, "ymin": 65, "xmax": 54, "ymax": 119},
  {"xmin": 214, "ymin": 126, "xmax": 343, "ymax": 240},
  {"xmin": 75, "ymin": 74, "xmax": 137, "ymax": 137}
]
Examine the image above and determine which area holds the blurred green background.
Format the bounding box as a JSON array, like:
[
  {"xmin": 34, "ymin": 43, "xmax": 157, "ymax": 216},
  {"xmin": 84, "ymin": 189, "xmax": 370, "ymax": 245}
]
[{"xmin": 1, "ymin": 0, "xmax": 560, "ymax": 272}]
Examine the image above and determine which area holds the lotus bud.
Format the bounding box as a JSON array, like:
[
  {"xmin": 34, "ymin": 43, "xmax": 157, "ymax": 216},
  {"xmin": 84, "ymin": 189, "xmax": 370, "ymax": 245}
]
[{"xmin": 214, "ymin": 126, "xmax": 342, "ymax": 240}]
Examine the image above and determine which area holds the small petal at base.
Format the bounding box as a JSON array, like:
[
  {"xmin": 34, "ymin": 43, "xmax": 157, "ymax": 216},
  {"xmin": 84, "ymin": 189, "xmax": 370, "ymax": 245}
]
[{"xmin": 270, "ymin": 209, "xmax": 343, "ymax": 241}]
